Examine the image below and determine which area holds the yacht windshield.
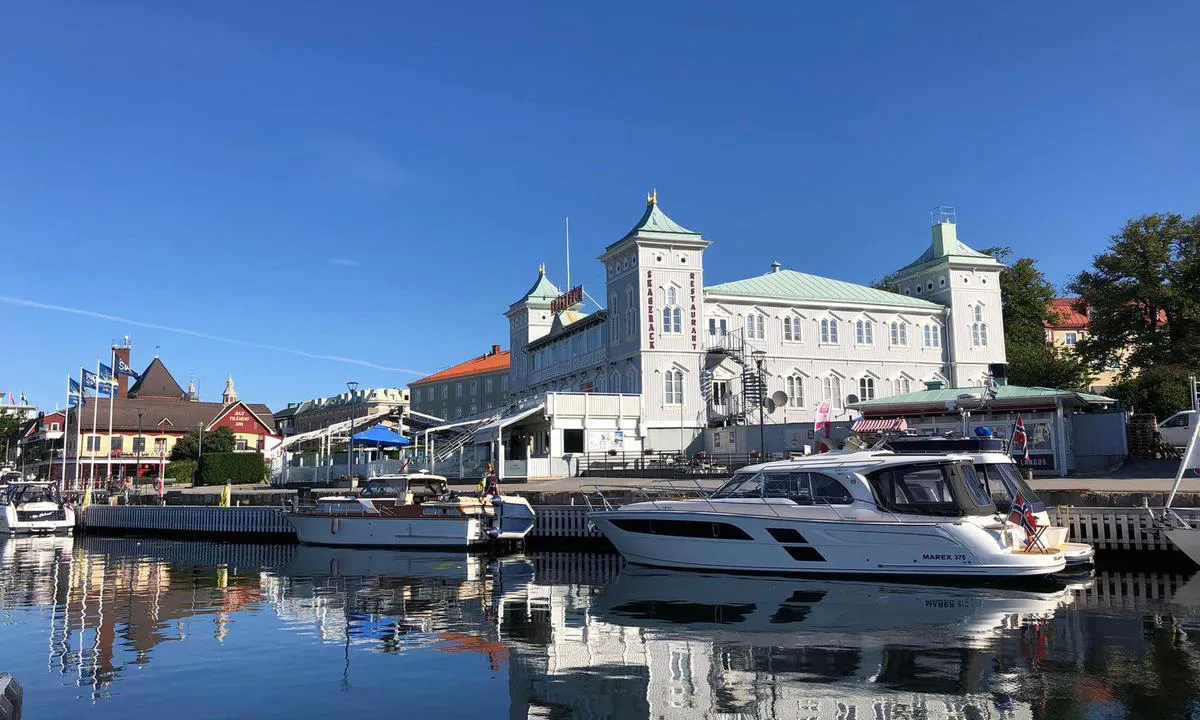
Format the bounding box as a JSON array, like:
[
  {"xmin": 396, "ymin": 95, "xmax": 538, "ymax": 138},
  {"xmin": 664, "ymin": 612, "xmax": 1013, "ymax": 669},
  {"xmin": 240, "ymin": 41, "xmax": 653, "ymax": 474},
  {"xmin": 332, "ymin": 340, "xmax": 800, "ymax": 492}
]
[
  {"xmin": 866, "ymin": 461, "xmax": 995, "ymax": 517},
  {"xmin": 710, "ymin": 472, "xmax": 765, "ymax": 499},
  {"xmin": 5, "ymin": 484, "xmax": 61, "ymax": 506},
  {"xmin": 977, "ymin": 462, "xmax": 1043, "ymax": 512}
]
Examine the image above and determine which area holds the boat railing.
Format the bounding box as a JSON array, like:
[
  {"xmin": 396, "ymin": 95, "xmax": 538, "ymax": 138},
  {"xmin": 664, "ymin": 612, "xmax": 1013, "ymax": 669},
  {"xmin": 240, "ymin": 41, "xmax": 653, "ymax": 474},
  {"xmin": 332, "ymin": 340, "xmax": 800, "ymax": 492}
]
[{"xmin": 579, "ymin": 482, "xmax": 719, "ymax": 514}]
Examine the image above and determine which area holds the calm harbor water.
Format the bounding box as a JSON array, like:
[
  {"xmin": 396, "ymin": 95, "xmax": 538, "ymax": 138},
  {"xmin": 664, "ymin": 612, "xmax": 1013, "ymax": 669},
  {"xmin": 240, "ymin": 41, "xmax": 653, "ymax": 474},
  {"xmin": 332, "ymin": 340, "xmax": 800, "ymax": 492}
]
[{"xmin": 3, "ymin": 538, "xmax": 1200, "ymax": 719}]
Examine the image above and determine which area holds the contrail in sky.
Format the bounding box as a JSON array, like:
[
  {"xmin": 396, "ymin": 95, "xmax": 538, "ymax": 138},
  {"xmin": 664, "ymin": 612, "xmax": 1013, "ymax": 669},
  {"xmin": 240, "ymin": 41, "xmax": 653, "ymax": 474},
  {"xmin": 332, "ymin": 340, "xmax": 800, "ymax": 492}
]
[{"xmin": 0, "ymin": 295, "xmax": 429, "ymax": 376}]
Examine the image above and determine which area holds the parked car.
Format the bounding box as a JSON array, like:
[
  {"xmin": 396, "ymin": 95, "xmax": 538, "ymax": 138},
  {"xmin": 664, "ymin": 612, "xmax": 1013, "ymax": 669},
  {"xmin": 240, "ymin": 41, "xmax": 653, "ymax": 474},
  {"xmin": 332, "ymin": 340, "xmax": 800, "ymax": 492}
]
[{"xmin": 1158, "ymin": 410, "xmax": 1197, "ymax": 449}]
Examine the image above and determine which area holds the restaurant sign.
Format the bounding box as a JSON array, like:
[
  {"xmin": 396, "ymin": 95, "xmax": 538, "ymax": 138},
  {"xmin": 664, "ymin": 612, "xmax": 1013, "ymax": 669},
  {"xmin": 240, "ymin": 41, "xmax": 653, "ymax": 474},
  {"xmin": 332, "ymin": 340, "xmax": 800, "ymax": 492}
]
[{"xmin": 551, "ymin": 286, "xmax": 584, "ymax": 314}]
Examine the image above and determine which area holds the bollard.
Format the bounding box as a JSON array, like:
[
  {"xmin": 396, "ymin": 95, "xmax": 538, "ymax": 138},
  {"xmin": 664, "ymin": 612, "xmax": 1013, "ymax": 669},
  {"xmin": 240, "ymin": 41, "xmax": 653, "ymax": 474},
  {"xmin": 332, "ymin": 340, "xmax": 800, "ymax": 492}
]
[{"xmin": 0, "ymin": 673, "xmax": 23, "ymax": 720}]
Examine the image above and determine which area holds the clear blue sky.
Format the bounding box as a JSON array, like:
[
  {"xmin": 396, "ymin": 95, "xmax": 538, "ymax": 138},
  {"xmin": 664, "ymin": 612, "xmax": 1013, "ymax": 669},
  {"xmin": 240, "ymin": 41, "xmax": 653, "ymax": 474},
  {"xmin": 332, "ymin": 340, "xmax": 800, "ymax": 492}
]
[{"xmin": 3, "ymin": 2, "xmax": 1198, "ymax": 411}]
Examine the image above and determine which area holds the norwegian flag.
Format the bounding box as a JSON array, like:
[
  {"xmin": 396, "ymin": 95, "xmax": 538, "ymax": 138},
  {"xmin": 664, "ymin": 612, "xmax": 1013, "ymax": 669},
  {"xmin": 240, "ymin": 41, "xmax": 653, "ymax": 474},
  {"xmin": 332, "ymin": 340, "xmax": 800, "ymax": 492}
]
[
  {"xmin": 1008, "ymin": 493, "xmax": 1040, "ymax": 545},
  {"xmin": 814, "ymin": 400, "xmax": 831, "ymax": 436},
  {"xmin": 1012, "ymin": 415, "xmax": 1031, "ymax": 462}
]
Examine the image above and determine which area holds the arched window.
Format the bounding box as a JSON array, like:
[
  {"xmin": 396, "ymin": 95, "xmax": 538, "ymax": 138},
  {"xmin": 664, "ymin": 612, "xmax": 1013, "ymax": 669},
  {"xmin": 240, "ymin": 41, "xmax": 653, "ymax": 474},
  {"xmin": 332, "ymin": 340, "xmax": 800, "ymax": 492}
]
[
  {"xmin": 746, "ymin": 313, "xmax": 765, "ymax": 340},
  {"xmin": 625, "ymin": 288, "xmax": 637, "ymax": 341},
  {"xmin": 783, "ymin": 316, "xmax": 802, "ymax": 342},
  {"xmin": 786, "ymin": 375, "xmax": 804, "ymax": 407},
  {"xmin": 899, "ymin": 377, "xmax": 911, "ymax": 394},
  {"xmin": 611, "ymin": 372, "xmax": 621, "ymax": 394},
  {"xmin": 858, "ymin": 377, "xmax": 876, "ymax": 401},
  {"xmin": 663, "ymin": 369, "xmax": 684, "ymax": 405},
  {"xmin": 970, "ymin": 305, "xmax": 988, "ymax": 347},
  {"xmin": 820, "ymin": 318, "xmax": 839, "ymax": 344},
  {"xmin": 923, "ymin": 323, "xmax": 942, "ymax": 348},
  {"xmin": 626, "ymin": 368, "xmax": 638, "ymax": 393},
  {"xmin": 821, "ymin": 376, "xmax": 842, "ymax": 407},
  {"xmin": 662, "ymin": 287, "xmax": 682, "ymax": 334},
  {"xmin": 855, "ymin": 320, "xmax": 873, "ymax": 345},
  {"xmin": 889, "ymin": 322, "xmax": 907, "ymax": 346}
]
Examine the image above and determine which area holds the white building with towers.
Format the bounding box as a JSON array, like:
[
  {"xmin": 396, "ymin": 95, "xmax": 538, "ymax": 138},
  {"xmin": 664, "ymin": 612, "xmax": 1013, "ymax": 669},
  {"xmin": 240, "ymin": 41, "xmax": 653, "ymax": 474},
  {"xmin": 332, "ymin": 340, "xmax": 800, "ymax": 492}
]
[{"xmin": 494, "ymin": 192, "xmax": 1006, "ymax": 464}]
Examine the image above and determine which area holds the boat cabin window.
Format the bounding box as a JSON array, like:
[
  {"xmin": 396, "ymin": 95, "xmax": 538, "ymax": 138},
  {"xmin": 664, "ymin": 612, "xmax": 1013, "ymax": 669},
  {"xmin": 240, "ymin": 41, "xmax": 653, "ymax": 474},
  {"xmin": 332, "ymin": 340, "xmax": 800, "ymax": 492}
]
[
  {"xmin": 5, "ymin": 484, "xmax": 61, "ymax": 506},
  {"xmin": 712, "ymin": 471, "xmax": 853, "ymax": 504},
  {"xmin": 360, "ymin": 480, "xmax": 402, "ymax": 498},
  {"xmin": 976, "ymin": 462, "xmax": 1041, "ymax": 511},
  {"xmin": 866, "ymin": 462, "xmax": 994, "ymax": 517},
  {"xmin": 711, "ymin": 472, "xmax": 765, "ymax": 499}
]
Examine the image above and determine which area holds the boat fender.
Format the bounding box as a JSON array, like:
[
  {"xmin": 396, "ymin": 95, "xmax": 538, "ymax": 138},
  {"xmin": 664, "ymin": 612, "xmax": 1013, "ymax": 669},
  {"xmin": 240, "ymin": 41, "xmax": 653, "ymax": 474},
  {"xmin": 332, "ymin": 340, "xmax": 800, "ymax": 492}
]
[{"xmin": 331, "ymin": 517, "xmax": 339, "ymax": 535}]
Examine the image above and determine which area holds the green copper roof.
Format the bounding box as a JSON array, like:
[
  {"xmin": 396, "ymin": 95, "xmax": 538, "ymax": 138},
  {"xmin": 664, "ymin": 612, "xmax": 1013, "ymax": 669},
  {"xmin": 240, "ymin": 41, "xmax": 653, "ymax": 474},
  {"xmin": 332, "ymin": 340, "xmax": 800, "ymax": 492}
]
[
  {"xmin": 898, "ymin": 225, "xmax": 998, "ymax": 273},
  {"xmin": 705, "ymin": 269, "xmax": 942, "ymax": 310},
  {"xmin": 608, "ymin": 198, "xmax": 699, "ymax": 250},
  {"xmin": 517, "ymin": 267, "xmax": 560, "ymax": 305},
  {"xmin": 848, "ymin": 384, "xmax": 1116, "ymax": 410}
]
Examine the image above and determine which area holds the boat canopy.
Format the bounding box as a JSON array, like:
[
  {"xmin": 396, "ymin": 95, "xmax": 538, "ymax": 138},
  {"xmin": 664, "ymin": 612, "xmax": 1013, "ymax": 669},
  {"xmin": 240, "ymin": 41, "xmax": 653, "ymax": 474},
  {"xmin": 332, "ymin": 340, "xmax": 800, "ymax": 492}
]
[{"xmin": 865, "ymin": 461, "xmax": 996, "ymax": 517}]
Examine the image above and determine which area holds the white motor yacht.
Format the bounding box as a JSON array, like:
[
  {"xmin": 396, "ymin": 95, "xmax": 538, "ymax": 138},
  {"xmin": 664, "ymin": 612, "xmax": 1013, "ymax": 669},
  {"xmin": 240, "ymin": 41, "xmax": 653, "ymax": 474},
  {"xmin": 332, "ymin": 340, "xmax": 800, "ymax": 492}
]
[
  {"xmin": 588, "ymin": 452, "xmax": 1067, "ymax": 579},
  {"xmin": 885, "ymin": 435, "xmax": 1095, "ymax": 568},
  {"xmin": 284, "ymin": 474, "xmax": 536, "ymax": 549},
  {"xmin": 0, "ymin": 481, "xmax": 75, "ymax": 535}
]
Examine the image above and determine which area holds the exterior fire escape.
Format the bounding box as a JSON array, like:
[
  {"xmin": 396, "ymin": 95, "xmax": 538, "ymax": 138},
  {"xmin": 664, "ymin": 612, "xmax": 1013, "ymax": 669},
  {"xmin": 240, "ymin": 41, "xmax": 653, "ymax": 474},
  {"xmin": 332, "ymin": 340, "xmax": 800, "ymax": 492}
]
[{"xmin": 703, "ymin": 328, "xmax": 767, "ymax": 428}]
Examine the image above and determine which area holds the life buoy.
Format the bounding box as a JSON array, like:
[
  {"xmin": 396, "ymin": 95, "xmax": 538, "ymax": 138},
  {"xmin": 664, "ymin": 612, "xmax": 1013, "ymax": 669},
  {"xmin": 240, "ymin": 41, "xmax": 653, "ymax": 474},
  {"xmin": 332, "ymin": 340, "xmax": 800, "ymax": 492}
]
[{"xmin": 331, "ymin": 517, "xmax": 339, "ymax": 534}]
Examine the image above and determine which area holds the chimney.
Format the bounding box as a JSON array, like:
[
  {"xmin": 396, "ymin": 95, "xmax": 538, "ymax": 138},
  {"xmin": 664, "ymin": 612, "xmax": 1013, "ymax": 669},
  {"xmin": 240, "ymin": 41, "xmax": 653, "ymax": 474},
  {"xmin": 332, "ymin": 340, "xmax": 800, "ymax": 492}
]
[
  {"xmin": 491, "ymin": 344, "xmax": 501, "ymax": 355},
  {"xmin": 770, "ymin": 261, "xmax": 782, "ymax": 273},
  {"xmin": 112, "ymin": 344, "xmax": 132, "ymax": 398}
]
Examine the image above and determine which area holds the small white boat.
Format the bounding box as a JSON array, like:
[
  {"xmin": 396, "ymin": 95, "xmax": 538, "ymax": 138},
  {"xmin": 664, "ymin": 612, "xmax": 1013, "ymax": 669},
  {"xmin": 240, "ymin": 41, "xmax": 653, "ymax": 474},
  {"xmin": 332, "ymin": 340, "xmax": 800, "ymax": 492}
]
[
  {"xmin": 886, "ymin": 436, "xmax": 1095, "ymax": 568},
  {"xmin": 0, "ymin": 481, "xmax": 75, "ymax": 535},
  {"xmin": 588, "ymin": 452, "xmax": 1067, "ymax": 580},
  {"xmin": 284, "ymin": 474, "xmax": 536, "ymax": 549}
]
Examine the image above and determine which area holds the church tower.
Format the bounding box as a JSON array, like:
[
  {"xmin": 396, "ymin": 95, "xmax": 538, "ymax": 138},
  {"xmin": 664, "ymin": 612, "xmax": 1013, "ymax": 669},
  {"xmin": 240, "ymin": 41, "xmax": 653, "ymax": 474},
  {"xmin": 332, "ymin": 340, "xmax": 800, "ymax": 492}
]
[
  {"xmin": 506, "ymin": 265, "xmax": 560, "ymax": 397},
  {"xmin": 222, "ymin": 375, "xmax": 238, "ymax": 405},
  {"xmin": 892, "ymin": 207, "xmax": 1006, "ymax": 387}
]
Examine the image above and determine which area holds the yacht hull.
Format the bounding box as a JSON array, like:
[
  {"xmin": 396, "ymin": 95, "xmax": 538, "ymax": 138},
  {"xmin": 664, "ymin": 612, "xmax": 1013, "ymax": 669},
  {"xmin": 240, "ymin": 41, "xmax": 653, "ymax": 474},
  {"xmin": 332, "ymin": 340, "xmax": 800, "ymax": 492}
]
[
  {"xmin": 591, "ymin": 510, "xmax": 1066, "ymax": 578},
  {"xmin": 1166, "ymin": 527, "xmax": 1200, "ymax": 566},
  {"xmin": 0, "ymin": 504, "xmax": 74, "ymax": 535},
  {"xmin": 286, "ymin": 513, "xmax": 487, "ymax": 548}
]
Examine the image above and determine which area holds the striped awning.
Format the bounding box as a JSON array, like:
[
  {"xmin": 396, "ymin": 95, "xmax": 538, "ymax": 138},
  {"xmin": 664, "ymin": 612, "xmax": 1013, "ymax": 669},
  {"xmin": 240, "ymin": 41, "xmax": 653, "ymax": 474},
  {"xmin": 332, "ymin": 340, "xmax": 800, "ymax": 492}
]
[{"xmin": 852, "ymin": 418, "xmax": 908, "ymax": 433}]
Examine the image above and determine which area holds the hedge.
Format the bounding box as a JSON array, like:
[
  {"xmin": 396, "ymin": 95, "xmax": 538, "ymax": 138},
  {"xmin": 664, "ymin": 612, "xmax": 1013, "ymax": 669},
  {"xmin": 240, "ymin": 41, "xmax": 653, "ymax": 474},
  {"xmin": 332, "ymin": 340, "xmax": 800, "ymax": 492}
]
[
  {"xmin": 196, "ymin": 453, "xmax": 265, "ymax": 487},
  {"xmin": 165, "ymin": 460, "xmax": 198, "ymax": 484}
]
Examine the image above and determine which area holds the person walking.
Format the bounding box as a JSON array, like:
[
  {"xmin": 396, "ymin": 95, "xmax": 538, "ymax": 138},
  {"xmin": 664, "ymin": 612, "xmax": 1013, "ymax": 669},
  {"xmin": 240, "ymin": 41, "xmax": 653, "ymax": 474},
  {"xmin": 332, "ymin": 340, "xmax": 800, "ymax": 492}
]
[{"xmin": 477, "ymin": 463, "xmax": 499, "ymax": 497}]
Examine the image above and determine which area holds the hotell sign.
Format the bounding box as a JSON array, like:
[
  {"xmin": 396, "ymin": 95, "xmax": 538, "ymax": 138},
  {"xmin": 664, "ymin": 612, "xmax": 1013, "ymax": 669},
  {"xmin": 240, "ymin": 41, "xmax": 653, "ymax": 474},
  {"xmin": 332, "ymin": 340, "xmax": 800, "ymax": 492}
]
[{"xmin": 551, "ymin": 286, "xmax": 584, "ymax": 314}]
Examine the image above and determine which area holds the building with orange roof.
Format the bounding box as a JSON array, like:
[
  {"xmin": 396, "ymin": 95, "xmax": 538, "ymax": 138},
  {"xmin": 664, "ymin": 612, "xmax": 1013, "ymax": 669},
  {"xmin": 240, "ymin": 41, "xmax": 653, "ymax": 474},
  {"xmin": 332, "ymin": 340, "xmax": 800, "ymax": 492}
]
[
  {"xmin": 409, "ymin": 345, "xmax": 510, "ymax": 420},
  {"xmin": 1044, "ymin": 298, "xmax": 1118, "ymax": 392}
]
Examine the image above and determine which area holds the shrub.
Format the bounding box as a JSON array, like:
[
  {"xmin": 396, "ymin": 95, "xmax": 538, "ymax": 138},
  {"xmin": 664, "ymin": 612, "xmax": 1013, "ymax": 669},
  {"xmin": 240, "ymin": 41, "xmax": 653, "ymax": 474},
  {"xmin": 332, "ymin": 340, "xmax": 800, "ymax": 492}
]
[
  {"xmin": 197, "ymin": 453, "xmax": 265, "ymax": 486},
  {"xmin": 165, "ymin": 460, "xmax": 198, "ymax": 485}
]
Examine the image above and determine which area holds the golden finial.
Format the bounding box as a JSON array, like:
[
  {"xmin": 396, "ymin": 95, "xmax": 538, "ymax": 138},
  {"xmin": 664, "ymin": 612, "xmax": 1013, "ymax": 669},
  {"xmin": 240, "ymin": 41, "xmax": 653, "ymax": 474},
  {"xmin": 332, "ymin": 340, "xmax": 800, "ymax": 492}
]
[
  {"xmin": 538, "ymin": 263, "xmax": 546, "ymax": 275},
  {"xmin": 646, "ymin": 188, "xmax": 657, "ymax": 207}
]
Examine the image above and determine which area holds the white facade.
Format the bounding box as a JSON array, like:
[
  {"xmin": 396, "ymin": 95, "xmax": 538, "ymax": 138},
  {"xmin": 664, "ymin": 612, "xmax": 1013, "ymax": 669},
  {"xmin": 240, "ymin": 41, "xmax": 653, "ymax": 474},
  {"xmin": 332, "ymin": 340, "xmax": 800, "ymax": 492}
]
[{"xmin": 506, "ymin": 196, "xmax": 1007, "ymax": 453}]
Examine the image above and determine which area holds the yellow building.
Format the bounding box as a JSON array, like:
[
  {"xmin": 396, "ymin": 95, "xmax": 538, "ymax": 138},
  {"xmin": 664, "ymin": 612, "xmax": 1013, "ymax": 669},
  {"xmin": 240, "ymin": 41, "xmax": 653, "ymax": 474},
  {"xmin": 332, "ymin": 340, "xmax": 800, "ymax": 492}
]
[{"xmin": 1044, "ymin": 298, "xmax": 1118, "ymax": 392}]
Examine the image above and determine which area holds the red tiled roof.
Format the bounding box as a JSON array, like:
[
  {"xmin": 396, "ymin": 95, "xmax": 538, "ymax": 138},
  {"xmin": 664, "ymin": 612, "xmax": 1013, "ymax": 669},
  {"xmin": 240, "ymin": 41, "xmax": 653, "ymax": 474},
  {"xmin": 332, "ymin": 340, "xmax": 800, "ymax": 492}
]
[
  {"xmin": 410, "ymin": 347, "xmax": 510, "ymax": 386},
  {"xmin": 1045, "ymin": 298, "xmax": 1088, "ymax": 329}
]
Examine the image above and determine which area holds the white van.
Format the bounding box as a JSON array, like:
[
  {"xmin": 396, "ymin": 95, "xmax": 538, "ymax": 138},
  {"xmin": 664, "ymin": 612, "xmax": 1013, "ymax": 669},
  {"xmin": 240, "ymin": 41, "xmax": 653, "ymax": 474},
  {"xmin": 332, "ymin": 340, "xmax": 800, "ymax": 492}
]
[{"xmin": 1158, "ymin": 411, "xmax": 1197, "ymax": 449}]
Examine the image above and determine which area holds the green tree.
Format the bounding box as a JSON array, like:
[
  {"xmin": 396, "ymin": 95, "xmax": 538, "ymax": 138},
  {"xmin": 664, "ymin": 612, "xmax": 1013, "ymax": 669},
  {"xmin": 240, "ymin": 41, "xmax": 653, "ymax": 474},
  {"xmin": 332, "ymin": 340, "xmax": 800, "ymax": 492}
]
[
  {"xmin": 870, "ymin": 271, "xmax": 901, "ymax": 294},
  {"xmin": 979, "ymin": 247, "xmax": 1091, "ymax": 390},
  {"xmin": 1069, "ymin": 213, "xmax": 1200, "ymax": 373},
  {"xmin": 0, "ymin": 409, "xmax": 25, "ymax": 463},
  {"xmin": 169, "ymin": 425, "xmax": 236, "ymax": 460}
]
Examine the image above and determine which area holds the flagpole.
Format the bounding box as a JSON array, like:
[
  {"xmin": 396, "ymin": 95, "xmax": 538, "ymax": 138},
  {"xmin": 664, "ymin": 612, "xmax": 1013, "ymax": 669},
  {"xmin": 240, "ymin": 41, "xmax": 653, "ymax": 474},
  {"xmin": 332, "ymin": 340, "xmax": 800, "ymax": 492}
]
[
  {"xmin": 106, "ymin": 347, "xmax": 116, "ymax": 484},
  {"xmin": 89, "ymin": 358, "xmax": 101, "ymax": 489},
  {"xmin": 60, "ymin": 374, "xmax": 70, "ymax": 491},
  {"xmin": 75, "ymin": 368, "xmax": 85, "ymax": 491}
]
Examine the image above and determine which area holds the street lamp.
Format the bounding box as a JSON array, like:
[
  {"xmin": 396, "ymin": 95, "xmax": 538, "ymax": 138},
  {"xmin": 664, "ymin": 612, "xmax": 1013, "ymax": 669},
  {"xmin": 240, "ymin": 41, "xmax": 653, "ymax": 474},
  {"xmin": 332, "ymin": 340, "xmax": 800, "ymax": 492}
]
[
  {"xmin": 751, "ymin": 349, "xmax": 767, "ymax": 459},
  {"xmin": 136, "ymin": 408, "xmax": 144, "ymax": 486},
  {"xmin": 196, "ymin": 421, "xmax": 205, "ymax": 486},
  {"xmin": 346, "ymin": 381, "xmax": 359, "ymax": 481}
]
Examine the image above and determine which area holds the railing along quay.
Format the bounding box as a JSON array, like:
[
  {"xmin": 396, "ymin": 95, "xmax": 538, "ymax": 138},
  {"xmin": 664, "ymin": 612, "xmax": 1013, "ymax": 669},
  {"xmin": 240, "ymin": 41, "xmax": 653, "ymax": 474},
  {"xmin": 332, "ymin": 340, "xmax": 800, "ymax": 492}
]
[
  {"xmin": 80, "ymin": 505, "xmax": 295, "ymax": 539},
  {"xmin": 1047, "ymin": 506, "xmax": 1200, "ymax": 552}
]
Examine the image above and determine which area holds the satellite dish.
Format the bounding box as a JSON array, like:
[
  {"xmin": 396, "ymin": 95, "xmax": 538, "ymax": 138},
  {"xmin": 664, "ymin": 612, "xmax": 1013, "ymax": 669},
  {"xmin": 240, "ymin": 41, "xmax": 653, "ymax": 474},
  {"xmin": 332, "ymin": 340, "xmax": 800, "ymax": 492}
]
[
  {"xmin": 771, "ymin": 390, "xmax": 789, "ymax": 406},
  {"xmin": 846, "ymin": 394, "xmax": 860, "ymax": 406},
  {"xmin": 763, "ymin": 398, "xmax": 777, "ymax": 414}
]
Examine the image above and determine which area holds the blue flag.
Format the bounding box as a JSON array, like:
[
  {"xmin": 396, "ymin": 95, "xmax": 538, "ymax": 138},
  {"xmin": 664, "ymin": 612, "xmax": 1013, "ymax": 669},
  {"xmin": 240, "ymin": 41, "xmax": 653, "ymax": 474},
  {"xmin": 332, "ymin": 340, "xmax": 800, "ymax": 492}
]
[
  {"xmin": 117, "ymin": 359, "xmax": 141, "ymax": 380},
  {"xmin": 68, "ymin": 378, "xmax": 86, "ymax": 407},
  {"xmin": 82, "ymin": 369, "xmax": 98, "ymax": 393},
  {"xmin": 97, "ymin": 363, "xmax": 115, "ymax": 397}
]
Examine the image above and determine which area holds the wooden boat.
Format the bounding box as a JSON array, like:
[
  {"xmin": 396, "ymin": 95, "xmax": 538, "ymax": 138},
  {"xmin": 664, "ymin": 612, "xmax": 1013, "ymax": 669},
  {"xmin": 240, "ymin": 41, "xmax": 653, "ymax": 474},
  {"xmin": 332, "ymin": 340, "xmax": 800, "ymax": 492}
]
[{"xmin": 284, "ymin": 474, "xmax": 535, "ymax": 549}]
